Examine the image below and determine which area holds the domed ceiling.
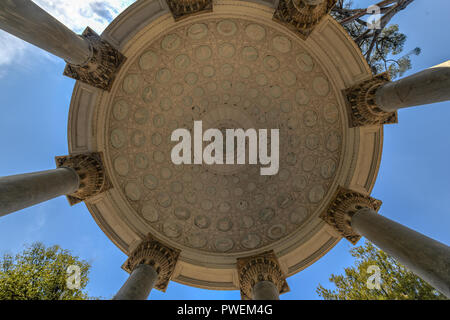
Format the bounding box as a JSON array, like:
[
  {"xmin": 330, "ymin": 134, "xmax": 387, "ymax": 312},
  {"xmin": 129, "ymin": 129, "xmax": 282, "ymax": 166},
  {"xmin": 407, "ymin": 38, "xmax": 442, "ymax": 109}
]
[
  {"xmin": 105, "ymin": 16, "xmax": 342, "ymax": 254},
  {"xmin": 68, "ymin": 0, "xmax": 381, "ymax": 288}
]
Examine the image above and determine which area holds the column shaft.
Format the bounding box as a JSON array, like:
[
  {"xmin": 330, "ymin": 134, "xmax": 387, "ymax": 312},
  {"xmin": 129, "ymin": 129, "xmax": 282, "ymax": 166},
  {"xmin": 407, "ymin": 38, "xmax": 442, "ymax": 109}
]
[
  {"xmin": 253, "ymin": 281, "xmax": 280, "ymax": 300},
  {"xmin": 0, "ymin": 0, "xmax": 92, "ymax": 65},
  {"xmin": 113, "ymin": 264, "xmax": 158, "ymax": 300},
  {"xmin": 352, "ymin": 208, "xmax": 450, "ymax": 298},
  {"xmin": 375, "ymin": 65, "xmax": 450, "ymax": 112},
  {"xmin": 0, "ymin": 168, "xmax": 79, "ymax": 217}
]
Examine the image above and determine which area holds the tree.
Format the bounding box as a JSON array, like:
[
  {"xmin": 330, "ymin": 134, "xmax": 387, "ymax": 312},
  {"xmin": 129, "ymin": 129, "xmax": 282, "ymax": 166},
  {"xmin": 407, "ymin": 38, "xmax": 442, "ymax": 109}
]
[
  {"xmin": 331, "ymin": 0, "xmax": 420, "ymax": 78},
  {"xmin": 317, "ymin": 241, "xmax": 447, "ymax": 300},
  {"xmin": 0, "ymin": 242, "xmax": 93, "ymax": 300}
]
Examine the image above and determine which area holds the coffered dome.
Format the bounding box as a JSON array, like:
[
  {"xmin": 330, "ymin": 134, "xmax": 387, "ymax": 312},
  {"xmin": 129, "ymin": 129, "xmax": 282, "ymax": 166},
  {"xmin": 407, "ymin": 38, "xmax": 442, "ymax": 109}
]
[{"xmin": 68, "ymin": 0, "xmax": 382, "ymax": 290}]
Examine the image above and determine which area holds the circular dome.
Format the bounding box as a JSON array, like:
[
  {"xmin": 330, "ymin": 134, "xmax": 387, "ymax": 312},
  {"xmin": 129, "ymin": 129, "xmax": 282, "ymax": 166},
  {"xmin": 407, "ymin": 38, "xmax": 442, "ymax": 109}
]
[
  {"xmin": 68, "ymin": 0, "xmax": 382, "ymax": 290},
  {"xmin": 106, "ymin": 16, "xmax": 341, "ymax": 254}
]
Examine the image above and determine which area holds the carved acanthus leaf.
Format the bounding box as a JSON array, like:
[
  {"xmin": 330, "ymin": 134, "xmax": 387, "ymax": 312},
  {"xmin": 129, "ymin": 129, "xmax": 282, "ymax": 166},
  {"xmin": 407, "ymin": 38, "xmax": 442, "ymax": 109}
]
[
  {"xmin": 345, "ymin": 73, "xmax": 398, "ymax": 127},
  {"xmin": 320, "ymin": 186, "xmax": 382, "ymax": 244},
  {"xmin": 55, "ymin": 152, "xmax": 110, "ymax": 205},
  {"xmin": 123, "ymin": 234, "xmax": 180, "ymax": 292},
  {"xmin": 274, "ymin": 0, "xmax": 337, "ymax": 39},
  {"xmin": 63, "ymin": 27, "xmax": 126, "ymax": 91},
  {"xmin": 237, "ymin": 251, "xmax": 289, "ymax": 300}
]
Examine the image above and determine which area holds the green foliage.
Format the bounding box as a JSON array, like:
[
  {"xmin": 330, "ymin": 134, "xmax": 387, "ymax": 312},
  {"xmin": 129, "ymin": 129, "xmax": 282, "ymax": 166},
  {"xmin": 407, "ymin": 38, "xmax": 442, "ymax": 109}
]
[
  {"xmin": 0, "ymin": 242, "xmax": 93, "ymax": 300},
  {"xmin": 317, "ymin": 241, "xmax": 447, "ymax": 300},
  {"xmin": 332, "ymin": 0, "xmax": 420, "ymax": 79},
  {"xmin": 367, "ymin": 25, "xmax": 421, "ymax": 79}
]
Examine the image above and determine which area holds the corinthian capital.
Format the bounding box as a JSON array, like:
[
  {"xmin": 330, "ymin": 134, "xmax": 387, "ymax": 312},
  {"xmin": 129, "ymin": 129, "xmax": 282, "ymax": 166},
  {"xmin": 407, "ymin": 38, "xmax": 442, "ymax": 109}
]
[
  {"xmin": 320, "ymin": 187, "xmax": 382, "ymax": 244},
  {"xmin": 63, "ymin": 27, "xmax": 126, "ymax": 91},
  {"xmin": 123, "ymin": 234, "xmax": 180, "ymax": 292},
  {"xmin": 274, "ymin": 0, "xmax": 337, "ymax": 39},
  {"xmin": 55, "ymin": 152, "xmax": 110, "ymax": 205},
  {"xmin": 345, "ymin": 73, "xmax": 398, "ymax": 127},
  {"xmin": 237, "ymin": 251, "xmax": 289, "ymax": 300},
  {"xmin": 166, "ymin": 0, "xmax": 213, "ymax": 21}
]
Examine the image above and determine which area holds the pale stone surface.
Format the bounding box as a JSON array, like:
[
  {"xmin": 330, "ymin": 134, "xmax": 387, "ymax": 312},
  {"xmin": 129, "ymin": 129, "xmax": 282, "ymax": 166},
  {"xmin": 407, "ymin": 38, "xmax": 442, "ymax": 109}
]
[
  {"xmin": 352, "ymin": 208, "xmax": 450, "ymax": 298},
  {"xmin": 105, "ymin": 16, "xmax": 343, "ymax": 254},
  {"xmin": 0, "ymin": 0, "xmax": 92, "ymax": 65},
  {"xmin": 253, "ymin": 281, "xmax": 280, "ymax": 300},
  {"xmin": 0, "ymin": 168, "xmax": 79, "ymax": 217},
  {"xmin": 69, "ymin": 1, "xmax": 381, "ymax": 289},
  {"xmin": 113, "ymin": 264, "xmax": 158, "ymax": 300},
  {"xmin": 376, "ymin": 63, "xmax": 450, "ymax": 112}
]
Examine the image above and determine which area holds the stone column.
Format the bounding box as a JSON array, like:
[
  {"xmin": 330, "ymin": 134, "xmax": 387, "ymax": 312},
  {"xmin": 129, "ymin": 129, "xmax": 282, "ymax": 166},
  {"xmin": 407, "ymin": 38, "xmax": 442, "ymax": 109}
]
[
  {"xmin": 253, "ymin": 281, "xmax": 280, "ymax": 300},
  {"xmin": 375, "ymin": 63, "xmax": 450, "ymax": 112},
  {"xmin": 351, "ymin": 208, "xmax": 450, "ymax": 298},
  {"xmin": 0, "ymin": 0, "xmax": 125, "ymax": 90},
  {"xmin": 321, "ymin": 187, "xmax": 450, "ymax": 298},
  {"xmin": 0, "ymin": 0, "xmax": 92, "ymax": 65},
  {"xmin": 237, "ymin": 251, "xmax": 289, "ymax": 300},
  {"xmin": 54, "ymin": 153, "xmax": 110, "ymax": 206},
  {"xmin": 0, "ymin": 152, "xmax": 109, "ymax": 217},
  {"xmin": 113, "ymin": 264, "xmax": 158, "ymax": 300},
  {"xmin": 0, "ymin": 168, "xmax": 79, "ymax": 217},
  {"xmin": 274, "ymin": 0, "xmax": 337, "ymax": 39},
  {"xmin": 345, "ymin": 61, "xmax": 450, "ymax": 127},
  {"xmin": 114, "ymin": 234, "xmax": 180, "ymax": 300}
]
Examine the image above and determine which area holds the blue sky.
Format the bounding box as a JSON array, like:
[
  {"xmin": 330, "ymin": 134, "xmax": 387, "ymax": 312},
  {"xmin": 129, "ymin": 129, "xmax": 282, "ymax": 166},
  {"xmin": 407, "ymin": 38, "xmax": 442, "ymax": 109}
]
[{"xmin": 0, "ymin": 0, "xmax": 449, "ymax": 300}]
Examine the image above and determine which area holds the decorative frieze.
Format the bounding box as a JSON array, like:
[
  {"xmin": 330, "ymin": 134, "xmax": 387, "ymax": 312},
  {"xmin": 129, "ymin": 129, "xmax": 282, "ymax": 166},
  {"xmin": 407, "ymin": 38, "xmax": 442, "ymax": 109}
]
[
  {"xmin": 320, "ymin": 187, "xmax": 382, "ymax": 244},
  {"xmin": 274, "ymin": 0, "xmax": 337, "ymax": 39},
  {"xmin": 123, "ymin": 234, "xmax": 180, "ymax": 292},
  {"xmin": 237, "ymin": 251, "xmax": 289, "ymax": 300},
  {"xmin": 63, "ymin": 27, "xmax": 126, "ymax": 91},
  {"xmin": 55, "ymin": 152, "xmax": 110, "ymax": 205},
  {"xmin": 345, "ymin": 73, "xmax": 398, "ymax": 127},
  {"xmin": 166, "ymin": 0, "xmax": 213, "ymax": 21}
]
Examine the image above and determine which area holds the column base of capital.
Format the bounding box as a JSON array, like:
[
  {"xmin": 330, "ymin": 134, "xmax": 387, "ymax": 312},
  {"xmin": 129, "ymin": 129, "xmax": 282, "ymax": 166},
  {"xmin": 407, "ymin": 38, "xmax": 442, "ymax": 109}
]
[
  {"xmin": 274, "ymin": 0, "xmax": 337, "ymax": 40},
  {"xmin": 237, "ymin": 251, "xmax": 289, "ymax": 300},
  {"xmin": 345, "ymin": 73, "xmax": 398, "ymax": 128},
  {"xmin": 63, "ymin": 27, "xmax": 126, "ymax": 91},
  {"xmin": 122, "ymin": 234, "xmax": 180, "ymax": 292},
  {"xmin": 166, "ymin": 0, "xmax": 213, "ymax": 21},
  {"xmin": 320, "ymin": 186, "xmax": 382, "ymax": 244},
  {"xmin": 55, "ymin": 152, "xmax": 111, "ymax": 205}
]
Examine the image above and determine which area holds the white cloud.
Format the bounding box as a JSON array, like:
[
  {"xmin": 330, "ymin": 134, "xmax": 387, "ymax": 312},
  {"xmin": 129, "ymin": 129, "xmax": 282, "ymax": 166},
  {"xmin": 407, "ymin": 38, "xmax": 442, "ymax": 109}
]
[
  {"xmin": 0, "ymin": 0, "xmax": 135, "ymax": 74},
  {"xmin": 0, "ymin": 31, "xmax": 29, "ymax": 66},
  {"xmin": 33, "ymin": 0, "xmax": 136, "ymax": 34}
]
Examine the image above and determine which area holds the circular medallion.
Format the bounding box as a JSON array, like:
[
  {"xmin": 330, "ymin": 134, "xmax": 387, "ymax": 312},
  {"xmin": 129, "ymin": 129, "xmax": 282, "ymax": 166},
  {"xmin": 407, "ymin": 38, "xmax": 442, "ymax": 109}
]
[
  {"xmin": 245, "ymin": 24, "xmax": 266, "ymax": 41},
  {"xmin": 217, "ymin": 20, "xmax": 238, "ymax": 36}
]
